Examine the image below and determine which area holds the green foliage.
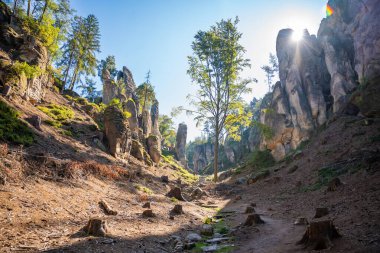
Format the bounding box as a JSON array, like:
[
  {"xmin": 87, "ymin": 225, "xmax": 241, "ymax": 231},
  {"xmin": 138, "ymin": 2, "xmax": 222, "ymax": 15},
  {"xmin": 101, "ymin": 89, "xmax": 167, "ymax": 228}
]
[
  {"xmin": 0, "ymin": 100, "xmax": 34, "ymax": 145},
  {"xmin": 187, "ymin": 17, "xmax": 252, "ymax": 181},
  {"xmin": 37, "ymin": 104, "xmax": 74, "ymax": 121},
  {"xmin": 261, "ymin": 53, "xmax": 279, "ymax": 92},
  {"xmin": 98, "ymin": 55, "xmax": 117, "ymax": 81},
  {"xmin": 159, "ymin": 114, "xmax": 176, "ymax": 148},
  {"xmin": 134, "ymin": 184, "xmax": 153, "ymax": 195},
  {"xmin": 44, "ymin": 119, "xmax": 62, "ymax": 128},
  {"xmin": 161, "ymin": 155, "xmax": 199, "ymax": 184},
  {"xmin": 136, "ymin": 80, "xmax": 156, "ymax": 113},
  {"xmin": 253, "ymin": 121, "xmax": 274, "ymax": 140},
  {"xmin": 77, "ymin": 77, "xmax": 101, "ymax": 102},
  {"xmin": 250, "ymin": 149, "xmax": 275, "ymax": 169},
  {"xmin": 170, "ymin": 197, "xmax": 178, "ymax": 203},
  {"xmin": 11, "ymin": 61, "xmax": 43, "ymax": 79}
]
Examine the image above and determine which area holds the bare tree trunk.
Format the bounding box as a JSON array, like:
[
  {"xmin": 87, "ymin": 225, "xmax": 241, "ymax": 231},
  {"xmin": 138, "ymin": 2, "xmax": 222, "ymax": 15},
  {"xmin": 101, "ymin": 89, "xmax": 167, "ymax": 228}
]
[
  {"xmin": 39, "ymin": 0, "xmax": 48, "ymax": 23},
  {"xmin": 10, "ymin": 0, "xmax": 19, "ymax": 24},
  {"xmin": 213, "ymin": 120, "xmax": 219, "ymax": 182},
  {"xmin": 63, "ymin": 52, "xmax": 74, "ymax": 89},
  {"xmin": 69, "ymin": 66, "xmax": 79, "ymax": 91},
  {"xmin": 27, "ymin": 0, "xmax": 31, "ymax": 16}
]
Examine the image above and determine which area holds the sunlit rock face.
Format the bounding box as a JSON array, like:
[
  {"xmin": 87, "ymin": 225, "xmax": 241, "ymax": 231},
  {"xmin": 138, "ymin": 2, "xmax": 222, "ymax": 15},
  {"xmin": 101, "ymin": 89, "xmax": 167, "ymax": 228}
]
[
  {"xmin": 175, "ymin": 123, "xmax": 187, "ymax": 168},
  {"xmin": 103, "ymin": 66, "xmax": 137, "ymax": 104},
  {"xmin": 318, "ymin": 0, "xmax": 380, "ymax": 113},
  {"xmin": 263, "ymin": 0, "xmax": 380, "ymax": 161},
  {"xmin": 263, "ymin": 29, "xmax": 331, "ymax": 161}
]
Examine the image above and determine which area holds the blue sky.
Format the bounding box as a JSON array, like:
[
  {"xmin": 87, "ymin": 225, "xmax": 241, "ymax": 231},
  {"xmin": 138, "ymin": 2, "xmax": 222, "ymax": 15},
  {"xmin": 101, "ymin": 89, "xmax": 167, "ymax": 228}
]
[{"xmin": 71, "ymin": 0, "xmax": 327, "ymax": 141}]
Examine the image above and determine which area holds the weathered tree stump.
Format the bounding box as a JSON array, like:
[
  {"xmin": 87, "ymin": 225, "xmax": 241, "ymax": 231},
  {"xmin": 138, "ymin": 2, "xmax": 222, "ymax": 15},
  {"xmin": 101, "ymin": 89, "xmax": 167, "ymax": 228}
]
[
  {"xmin": 171, "ymin": 204, "xmax": 184, "ymax": 215},
  {"xmin": 245, "ymin": 206, "xmax": 255, "ymax": 214},
  {"xmin": 28, "ymin": 115, "xmax": 42, "ymax": 131},
  {"xmin": 297, "ymin": 220, "xmax": 341, "ymax": 250},
  {"xmin": 294, "ymin": 217, "xmax": 309, "ymax": 225},
  {"xmin": 142, "ymin": 202, "xmax": 151, "ymax": 208},
  {"xmin": 314, "ymin": 207, "xmax": 329, "ymax": 218},
  {"xmin": 2, "ymin": 85, "xmax": 11, "ymax": 96},
  {"xmin": 161, "ymin": 175, "xmax": 169, "ymax": 183},
  {"xmin": 83, "ymin": 218, "xmax": 109, "ymax": 237},
  {"xmin": 244, "ymin": 214, "xmax": 265, "ymax": 226},
  {"xmin": 99, "ymin": 200, "xmax": 118, "ymax": 215},
  {"xmin": 166, "ymin": 187, "xmax": 186, "ymax": 201},
  {"xmin": 142, "ymin": 209, "xmax": 155, "ymax": 217},
  {"xmin": 327, "ymin": 178, "xmax": 342, "ymax": 192}
]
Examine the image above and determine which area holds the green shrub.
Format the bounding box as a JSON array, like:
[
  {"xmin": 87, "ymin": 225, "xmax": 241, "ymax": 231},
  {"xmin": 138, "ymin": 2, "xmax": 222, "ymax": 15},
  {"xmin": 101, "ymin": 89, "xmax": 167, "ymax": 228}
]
[
  {"xmin": 11, "ymin": 61, "xmax": 43, "ymax": 79},
  {"xmin": 0, "ymin": 101, "xmax": 34, "ymax": 145},
  {"xmin": 249, "ymin": 149, "xmax": 275, "ymax": 169},
  {"xmin": 37, "ymin": 104, "xmax": 74, "ymax": 121}
]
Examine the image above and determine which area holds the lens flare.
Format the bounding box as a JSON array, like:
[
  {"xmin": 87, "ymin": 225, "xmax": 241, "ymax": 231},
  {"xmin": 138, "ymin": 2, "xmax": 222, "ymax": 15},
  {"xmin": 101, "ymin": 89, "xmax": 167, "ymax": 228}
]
[
  {"xmin": 292, "ymin": 29, "xmax": 303, "ymax": 41},
  {"xmin": 326, "ymin": 4, "xmax": 334, "ymax": 17}
]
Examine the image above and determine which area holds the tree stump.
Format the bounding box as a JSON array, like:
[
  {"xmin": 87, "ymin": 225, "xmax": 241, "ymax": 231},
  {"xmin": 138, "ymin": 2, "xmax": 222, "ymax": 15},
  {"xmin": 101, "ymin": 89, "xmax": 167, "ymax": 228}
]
[
  {"xmin": 2, "ymin": 85, "xmax": 11, "ymax": 97},
  {"xmin": 161, "ymin": 175, "xmax": 169, "ymax": 183},
  {"xmin": 99, "ymin": 200, "xmax": 118, "ymax": 215},
  {"xmin": 171, "ymin": 204, "xmax": 184, "ymax": 215},
  {"xmin": 28, "ymin": 115, "xmax": 42, "ymax": 131},
  {"xmin": 314, "ymin": 208, "xmax": 329, "ymax": 218},
  {"xmin": 83, "ymin": 218, "xmax": 109, "ymax": 236},
  {"xmin": 166, "ymin": 187, "xmax": 186, "ymax": 201},
  {"xmin": 297, "ymin": 220, "xmax": 341, "ymax": 250},
  {"xmin": 245, "ymin": 206, "xmax": 255, "ymax": 214},
  {"xmin": 142, "ymin": 202, "xmax": 151, "ymax": 208},
  {"xmin": 142, "ymin": 209, "xmax": 155, "ymax": 218},
  {"xmin": 294, "ymin": 217, "xmax": 309, "ymax": 225},
  {"xmin": 244, "ymin": 214, "xmax": 265, "ymax": 226},
  {"xmin": 327, "ymin": 178, "xmax": 342, "ymax": 192}
]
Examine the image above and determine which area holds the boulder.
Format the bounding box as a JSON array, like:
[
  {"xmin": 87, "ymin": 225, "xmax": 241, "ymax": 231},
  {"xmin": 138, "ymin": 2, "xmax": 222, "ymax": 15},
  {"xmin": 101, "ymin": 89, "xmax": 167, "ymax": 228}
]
[
  {"xmin": 130, "ymin": 139, "xmax": 144, "ymax": 161},
  {"xmin": 146, "ymin": 134, "xmax": 161, "ymax": 163},
  {"xmin": 161, "ymin": 175, "xmax": 169, "ymax": 183},
  {"xmin": 175, "ymin": 123, "xmax": 187, "ymax": 168},
  {"xmin": 185, "ymin": 233, "xmax": 202, "ymax": 243},
  {"xmin": 103, "ymin": 105, "xmax": 132, "ymax": 159},
  {"xmin": 141, "ymin": 110, "xmax": 152, "ymax": 136},
  {"xmin": 28, "ymin": 115, "xmax": 41, "ymax": 131},
  {"xmin": 83, "ymin": 218, "xmax": 109, "ymax": 237}
]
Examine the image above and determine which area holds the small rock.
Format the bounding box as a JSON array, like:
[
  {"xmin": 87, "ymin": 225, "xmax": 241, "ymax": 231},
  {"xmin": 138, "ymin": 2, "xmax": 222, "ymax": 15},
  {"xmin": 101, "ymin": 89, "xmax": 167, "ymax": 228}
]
[
  {"xmin": 288, "ymin": 165, "xmax": 298, "ymax": 174},
  {"xmin": 169, "ymin": 215, "xmax": 174, "ymax": 220},
  {"xmin": 142, "ymin": 202, "xmax": 151, "ymax": 208},
  {"xmin": 185, "ymin": 233, "xmax": 202, "ymax": 243},
  {"xmin": 142, "ymin": 209, "xmax": 155, "ymax": 218},
  {"xmin": 191, "ymin": 187, "xmax": 207, "ymax": 200},
  {"xmin": 235, "ymin": 195, "xmax": 242, "ymax": 201},
  {"xmin": 294, "ymin": 217, "xmax": 309, "ymax": 225},
  {"xmin": 245, "ymin": 206, "xmax": 255, "ymax": 214},
  {"xmin": 171, "ymin": 204, "xmax": 184, "ymax": 215},
  {"xmin": 314, "ymin": 208, "xmax": 329, "ymax": 218},
  {"xmin": 161, "ymin": 175, "xmax": 169, "ymax": 183},
  {"xmin": 235, "ymin": 177, "xmax": 246, "ymax": 184},
  {"xmin": 200, "ymin": 224, "xmax": 214, "ymax": 236},
  {"xmin": 244, "ymin": 214, "xmax": 265, "ymax": 226},
  {"xmin": 202, "ymin": 244, "xmax": 218, "ymax": 252}
]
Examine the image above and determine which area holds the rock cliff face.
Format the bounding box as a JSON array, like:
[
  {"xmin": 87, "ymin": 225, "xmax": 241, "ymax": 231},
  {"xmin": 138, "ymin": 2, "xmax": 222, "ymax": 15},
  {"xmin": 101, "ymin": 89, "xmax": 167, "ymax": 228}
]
[
  {"xmin": 261, "ymin": 0, "xmax": 380, "ymax": 161},
  {"xmin": 104, "ymin": 105, "xmax": 132, "ymax": 159},
  {"xmin": 0, "ymin": 2, "xmax": 52, "ymax": 102},
  {"xmin": 102, "ymin": 66, "xmax": 137, "ymax": 104},
  {"xmin": 175, "ymin": 123, "xmax": 187, "ymax": 168},
  {"xmin": 192, "ymin": 143, "xmax": 213, "ymax": 173}
]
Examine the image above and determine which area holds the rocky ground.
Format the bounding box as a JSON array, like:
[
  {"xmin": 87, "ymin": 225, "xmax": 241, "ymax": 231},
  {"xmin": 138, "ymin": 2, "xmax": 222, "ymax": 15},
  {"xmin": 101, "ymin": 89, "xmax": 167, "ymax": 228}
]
[{"xmin": 1, "ymin": 110, "xmax": 379, "ymax": 253}]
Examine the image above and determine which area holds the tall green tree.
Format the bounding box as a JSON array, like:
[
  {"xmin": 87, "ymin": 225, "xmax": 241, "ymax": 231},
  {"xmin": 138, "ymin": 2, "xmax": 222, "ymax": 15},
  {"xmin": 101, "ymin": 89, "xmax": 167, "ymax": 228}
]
[
  {"xmin": 136, "ymin": 71, "xmax": 156, "ymax": 113},
  {"xmin": 60, "ymin": 14, "xmax": 101, "ymax": 90},
  {"xmin": 261, "ymin": 53, "xmax": 278, "ymax": 92},
  {"xmin": 77, "ymin": 77, "xmax": 100, "ymax": 102},
  {"xmin": 187, "ymin": 17, "xmax": 253, "ymax": 182},
  {"xmin": 97, "ymin": 55, "xmax": 117, "ymax": 81},
  {"xmin": 159, "ymin": 115, "xmax": 176, "ymax": 148}
]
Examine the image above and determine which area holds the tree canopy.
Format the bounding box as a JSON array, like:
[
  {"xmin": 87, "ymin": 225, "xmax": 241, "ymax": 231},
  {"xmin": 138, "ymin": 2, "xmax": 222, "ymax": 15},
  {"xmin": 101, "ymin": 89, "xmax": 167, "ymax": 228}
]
[{"xmin": 187, "ymin": 17, "xmax": 253, "ymax": 181}]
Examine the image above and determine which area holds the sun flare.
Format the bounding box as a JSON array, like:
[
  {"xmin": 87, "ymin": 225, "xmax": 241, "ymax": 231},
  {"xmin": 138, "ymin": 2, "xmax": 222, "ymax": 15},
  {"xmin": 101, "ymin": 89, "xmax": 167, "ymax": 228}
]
[{"xmin": 291, "ymin": 29, "xmax": 304, "ymax": 41}]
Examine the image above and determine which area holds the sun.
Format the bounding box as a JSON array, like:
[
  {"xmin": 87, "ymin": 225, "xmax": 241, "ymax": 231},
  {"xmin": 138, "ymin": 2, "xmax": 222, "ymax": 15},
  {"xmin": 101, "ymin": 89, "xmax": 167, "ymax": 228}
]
[{"xmin": 291, "ymin": 29, "xmax": 304, "ymax": 41}]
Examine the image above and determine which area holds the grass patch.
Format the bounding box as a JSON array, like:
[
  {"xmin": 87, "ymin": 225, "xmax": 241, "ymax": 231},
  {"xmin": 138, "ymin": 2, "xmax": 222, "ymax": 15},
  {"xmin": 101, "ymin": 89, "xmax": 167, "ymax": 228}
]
[
  {"xmin": 37, "ymin": 104, "xmax": 75, "ymax": 122},
  {"xmin": 0, "ymin": 100, "xmax": 34, "ymax": 145},
  {"xmin": 170, "ymin": 197, "xmax": 178, "ymax": 203},
  {"xmin": 161, "ymin": 155, "xmax": 199, "ymax": 184},
  {"xmin": 134, "ymin": 184, "xmax": 154, "ymax": 195}
]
